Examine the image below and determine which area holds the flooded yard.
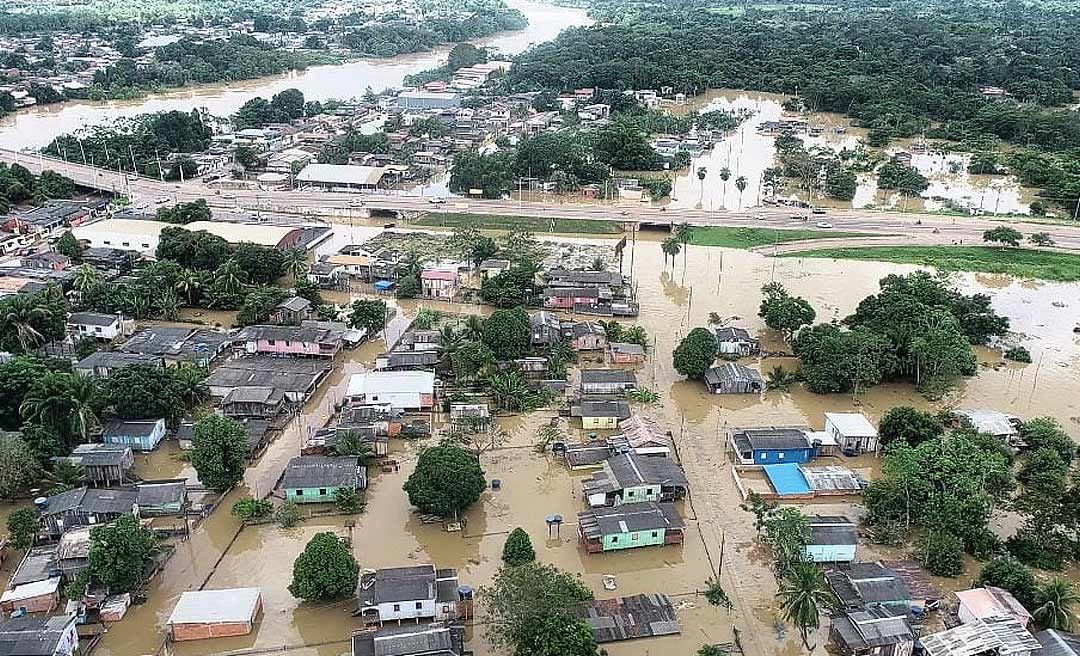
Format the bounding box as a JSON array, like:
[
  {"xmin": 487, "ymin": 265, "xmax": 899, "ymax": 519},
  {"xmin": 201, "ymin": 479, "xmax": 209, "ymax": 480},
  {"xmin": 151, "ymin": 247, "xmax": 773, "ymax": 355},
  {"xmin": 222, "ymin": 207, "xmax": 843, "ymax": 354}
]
[{"xmin": 4, "ymin": 226, "xmax": 1079, "ymax": 656}]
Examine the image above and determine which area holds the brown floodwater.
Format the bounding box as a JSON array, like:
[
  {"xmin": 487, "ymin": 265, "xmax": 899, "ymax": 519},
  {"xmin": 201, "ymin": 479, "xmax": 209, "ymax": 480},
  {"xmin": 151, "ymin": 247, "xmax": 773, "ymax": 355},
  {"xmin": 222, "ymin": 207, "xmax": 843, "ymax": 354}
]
[
  {"xmin": 4, "ymin": 229, "xmax": 1079, "ymax": 656},
  {"xmin": 669, "ymin": 89, "xmax": 1043, "ymax": 216}
]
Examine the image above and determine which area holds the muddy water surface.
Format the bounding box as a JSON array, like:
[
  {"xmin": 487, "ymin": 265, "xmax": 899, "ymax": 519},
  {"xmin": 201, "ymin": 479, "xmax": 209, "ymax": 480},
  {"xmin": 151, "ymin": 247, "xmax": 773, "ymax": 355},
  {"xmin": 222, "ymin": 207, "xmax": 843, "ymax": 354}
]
[{"xmin": 6, "ymin": 229, "xmax": 1078, "ymax": 656}]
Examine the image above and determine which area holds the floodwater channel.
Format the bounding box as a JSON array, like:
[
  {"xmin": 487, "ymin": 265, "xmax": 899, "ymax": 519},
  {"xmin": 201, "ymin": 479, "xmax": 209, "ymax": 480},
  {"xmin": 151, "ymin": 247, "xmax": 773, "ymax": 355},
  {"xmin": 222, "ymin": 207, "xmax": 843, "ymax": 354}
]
[{"xmin": 14, "ymin": 225, "xmax": 1069, "ymax": 656}]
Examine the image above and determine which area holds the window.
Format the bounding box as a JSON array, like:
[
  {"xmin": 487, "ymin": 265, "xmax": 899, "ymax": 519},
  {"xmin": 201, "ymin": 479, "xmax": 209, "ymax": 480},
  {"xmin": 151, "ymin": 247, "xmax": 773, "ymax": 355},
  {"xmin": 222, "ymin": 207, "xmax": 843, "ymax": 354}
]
[
  {"xmin": 268, "ymin": 340, "xmax": 276, "ymax": 346},
  {"xmin": 415, "ymin": 602, "xmax": 422, "ymax": 610},
  {"xmin": 103, "ymin": 240, "xmax": 111, "ymax": 245},
  {"xmin": 651, "ymin": 531, "xmax": 659, "ymax": 538},
  {"xmin": 319, "ymin": 488, "xmax": 327, "ymax": 496},
  {"xmin": 122, "ymin": 242, "xmax": 129, "ymax": 247},
  {"xmin": 777, "ymin": 453, "xmax": 785, "ymax": 460},
  {"xmin": 141, "ymin": 243, "xmax": 149, "ymax": 249},
  {"xmin": 626, "ymin": 490, "xmax": 634, "ymax": 498},
  {"xmin": 393, "ymin": 604, "xmax": 400, "ymax": 612},
  {"xmin": 295, "ymin": 489, "xmax": 304, "ymax": 496},
  {"xmin": 631, "ymin": 533, "xmax": 639, "ymax": 541},
  {"xmin": 610, "ymin": 536, "xmax": 618, "ymax": 544}
]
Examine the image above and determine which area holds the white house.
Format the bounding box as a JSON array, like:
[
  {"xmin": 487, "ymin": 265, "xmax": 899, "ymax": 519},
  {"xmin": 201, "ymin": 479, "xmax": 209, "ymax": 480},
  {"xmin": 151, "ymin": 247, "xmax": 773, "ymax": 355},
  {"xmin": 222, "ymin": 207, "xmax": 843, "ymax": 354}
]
[
  {"xmin": 345, "ymin": 371, "xmax": 435, "ymax": 411},
  {"xmin": 823, "ymin": 412, "xmax": 878, "ymax": 454},
  {"xmin": 67, "ymin": 312, "xmax": 135, "ymax": 342},
  {"xmin": 357, "ymin": 565, "xmax": 462, "ymax": 624}
]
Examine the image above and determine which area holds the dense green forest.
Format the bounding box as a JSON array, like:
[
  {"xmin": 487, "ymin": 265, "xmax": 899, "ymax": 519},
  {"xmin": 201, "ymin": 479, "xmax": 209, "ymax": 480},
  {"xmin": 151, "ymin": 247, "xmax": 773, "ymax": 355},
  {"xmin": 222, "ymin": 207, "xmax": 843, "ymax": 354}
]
[{"xmin": 508, "ymin": 0, "xmax": 1080, "ymax": 205}]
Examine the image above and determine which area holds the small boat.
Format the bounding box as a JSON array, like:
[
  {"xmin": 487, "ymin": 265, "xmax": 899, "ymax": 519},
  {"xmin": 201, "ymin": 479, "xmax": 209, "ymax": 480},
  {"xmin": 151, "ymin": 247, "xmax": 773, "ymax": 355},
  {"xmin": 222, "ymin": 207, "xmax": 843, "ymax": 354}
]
[{"xmin": 602, "ymin": 575, "xmax": 617, "ymax": 590}]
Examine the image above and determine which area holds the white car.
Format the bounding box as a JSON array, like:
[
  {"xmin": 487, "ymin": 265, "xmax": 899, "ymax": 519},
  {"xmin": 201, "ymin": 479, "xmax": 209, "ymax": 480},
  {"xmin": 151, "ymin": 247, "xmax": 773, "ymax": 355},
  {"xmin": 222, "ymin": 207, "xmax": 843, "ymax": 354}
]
[
  {"xmin": 816, "ymin": 222, "xmax": 833, "ymax": 229},
  {"xmin": 754, "ymin": 213, "xmax": 767, "ymax": 221},
  {"xmin": 427, "ymin": 196, "xmax": 445, "ymax": 204}
]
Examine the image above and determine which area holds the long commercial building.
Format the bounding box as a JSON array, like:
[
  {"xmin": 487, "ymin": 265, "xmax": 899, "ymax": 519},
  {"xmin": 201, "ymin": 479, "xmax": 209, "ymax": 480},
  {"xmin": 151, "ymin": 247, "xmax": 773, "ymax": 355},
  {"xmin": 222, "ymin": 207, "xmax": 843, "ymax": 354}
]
[{"xmin": 72, "ymin": 218, "xmax": 305, "ymax": 255}]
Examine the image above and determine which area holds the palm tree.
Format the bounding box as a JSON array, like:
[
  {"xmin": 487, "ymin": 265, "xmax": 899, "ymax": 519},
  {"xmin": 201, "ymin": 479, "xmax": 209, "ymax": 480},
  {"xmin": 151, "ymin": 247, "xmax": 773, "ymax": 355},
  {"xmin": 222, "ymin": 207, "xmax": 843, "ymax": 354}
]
[
  {"xmin": 21, "ymin": 372, "xmax": 77, "ymax": 442},
  {"xmin": 172, "ymin": 365, "xmax": 210, "ymax": 407},
  {"xmin": 3, "ymin": 295, "xmax": 46, "ymax": 352},
  {"xmin": 73, "ymin": 264, "xmax": 101, "ymax": 294},
  {"xmin": 155, "ymin": 288, "xmax": 180, "ymax": 321},
  {"xmin": 719, "ymin": 166, "xmax": 731, "ymax": 207},
  {"xmin": 675, "ymin": 223, "xmax": 694, "ymax": 268},
  {"xmin": 175, "ymin": 269, "xmax": 204, "ymax": 306},
  {"xmin": 44, "ymin": 460, "xmax": 85, "ymax": 494},
  {"xmin": 1034, "ymin": 578, "xmax": 1080, "ymax": 631},
  {"xmin": 283, "ymin": 248, "xmax": 309, "ymax": 280},
  {"xmin": 766, "ymin": 366, "xmax": 798, "ymax": 392},
  {"xmin": 215, "ymin": 258, "xmax": 246, "ymax": 295},
  {"xmin": 696, "ymin": 166, "xmax": 707, "ymax": 204},
  {"xmin": 735, "ymin": 175, "xmax": 748, "ymax": 208},
  {"xmin": 661, "ymin": 237, "xmax": 681, "ymax": 267},
  {"xmin": 333, "ymin": 430, "xmax": 375, "ymax": 464},
  {"xmin": 67, "ymin": 373, "xmax": 100, "ymax": 444},
  {"xmin": 776, "ymin": 561, "xmax": 839, "ymax": 649},
  {"xmin": 462, "ymin": 315, "xmax": 485, "ymax": 341},
  {"xmin": 487, "ymin": 370, "xmax": 529, "ymax": 412},
  {"xmin": 437, "ymin": 323, "xmax": 464, "ymax": 359}
]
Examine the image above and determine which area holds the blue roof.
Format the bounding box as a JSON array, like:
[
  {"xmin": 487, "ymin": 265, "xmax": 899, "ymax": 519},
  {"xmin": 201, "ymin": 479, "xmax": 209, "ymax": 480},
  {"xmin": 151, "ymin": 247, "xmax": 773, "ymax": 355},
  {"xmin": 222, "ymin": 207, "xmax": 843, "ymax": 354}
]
[
  {"xmin": 763, "ymin": 463, "xmax": 811, "ymax": 496},
  {"xmin": 374, "ymin": 280, "xmax": 395, "ymax": 290}
]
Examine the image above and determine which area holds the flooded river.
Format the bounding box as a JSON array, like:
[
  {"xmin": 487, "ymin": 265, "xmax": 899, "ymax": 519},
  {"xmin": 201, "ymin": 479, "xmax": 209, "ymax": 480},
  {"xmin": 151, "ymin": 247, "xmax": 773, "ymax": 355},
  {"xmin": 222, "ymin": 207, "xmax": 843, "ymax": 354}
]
[
  {"xmin": 63, "ymin": 226, "xmax": 1079, "ymax": 656},
  {"xmin": 670, "ymin": 89, "xmax": 1044, "ymax": 215},
  {"xmin": 0, "ymin": 0, "xmax": 591, "ymax": 150}
]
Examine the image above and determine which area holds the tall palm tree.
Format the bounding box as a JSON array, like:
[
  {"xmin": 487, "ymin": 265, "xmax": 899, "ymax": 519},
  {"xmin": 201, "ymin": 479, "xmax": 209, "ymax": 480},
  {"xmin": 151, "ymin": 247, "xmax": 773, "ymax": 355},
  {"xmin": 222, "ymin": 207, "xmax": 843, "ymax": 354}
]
[
  {"xmin": 3, "ymin": 295, "xmax": 46, "ymax": 352},
  {"xmin": 333, "ymin": 430, "xmax": 375, "ymax": 464},
  {"xmin": 283, "ymin": 247, "xmax": 309, "ymax": 280},
  {"xmin": 44, "ymin": 460, "xmax": 85, "ymax": 494},
  {"xmin": 719, "ymin": 166, "xmax": 731, "ymax": 207},
  {"xmin": 661, "ymin": 237, "xmax": 681, "ymax": 267},
  {"xmin": 462, "ymin": 315, "xmax": 485, "ymax": 342},
  {"xmin": 67, "ymin": 373, "xmax": 100, "ymax": 445},
  {"xmin": 1034, "ymin": 578, "xmax": 1080, "ymax": 631},
  {"xmin": 735, "ymin": 175, "xmax": 748, "ymax": 208},
  {"xmin": 172, "ymin": 365, "xmax": 210, "ymax": 407},
  {"xmin": 73, "ymin": 264, "xmax": 101, "ymax": 294},
  {"xmin": 175, "ymin": 269, "xmax": 204, "ymax": 306},
  {"xmin": 675, "ymin": 223, "xmax": 694, "ymax": 268},
  {"xmin": 776, "ymin": 561, "xmax": 839, "ymax": 649},
  {"xmin": 215, "ymin": 258, "xmax": 245, "ymax": 295}
]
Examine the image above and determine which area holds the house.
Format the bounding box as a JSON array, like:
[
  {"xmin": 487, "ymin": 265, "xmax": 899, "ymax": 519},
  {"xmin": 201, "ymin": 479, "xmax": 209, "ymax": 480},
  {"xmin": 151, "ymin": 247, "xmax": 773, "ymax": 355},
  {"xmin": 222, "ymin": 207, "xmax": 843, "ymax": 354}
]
[
  {"xmin": 543, "ymin": 286, "xmax": 608, "ymax": 310},
  {"xmin": 269, "ymin": 297, "xmax": 314, "ymax": 325},
  {"xmin": 529, "ymin": 311, "xmax": 564, "ymax": 347},
  {"xmin": 346, "ymin": 371, "xmax": 436, "ymax": 412},
  {"xmin": 572, "ymin": 400, "xmax": 631, "ymax": 430},
  {"xmin": 577, "ymin": 502, "xmax": 685, "ymax": 553},
  {"xmin": 281, "ymin": 456, "xmax": 365, "ymax": 503},
  {"xmin": 80, "ymin": 247, "xmax": 134, "ymax": 272},
  {"xmin": 449, "ymin": 403, "xmax": 490, "ymax": 428},
  {"xmin": 570, "ymin": 321, "xmax": 607, "ymax": 351},
  {"xmin": 121, "ymin": 326, "xmax": 231, "ymax": 367},
  {"xmin": 578, "ymin": 594, "xmax": 681, "ymax": 644},
  {"xmin": 102, "ymin": 418, "xmax": 166, "ymax": 452},
  {"xmin": 829, "ymin": 608, "xmax": 914, "ymax": 656},
  {"xmin": 729, "ymin": 427, "xmax": 815, "ymax": 465},
  {"xmin": 1035, "ymin": 629, "xmax": 1080, "ymax": 656},
  {"xmin": 21, "ymin": 252, "xmax": 70, "ymax": 271},
  {"xmin": 956, "ymin": 409, "xmax": 1023, "ymax": 447},
  {"xmin": 1, "ymin": 576, "xmax": 61, "ymax": 615},
  {"xmin": 136, "ymin": 482, "xmax": 187, "ymax": 516},
  {"xmin": 804, "ymin": 516, "xmax": 858, "ymax": 563},
  {"xmin": 374, "ymin": 350, "xmax": 439, "ymax": 372},
  {"xmin": 221, "ymin": 386, "xmax": 287, "ymax": 418},
  {"xmin": 307, "ymin": 261, "xmax": 344, "ymax": 289},
  {"xmin": 237, "ymin": 324, "xmax": 344, "ymax": 358},
  {"xmin": 56, "ymin": 527, "xmax": 93, "ymax": 578},
  {"xmin": 420, "ymin": 269, "xmax": 458, "ymax": 300},
  {"xmin": 609, "ymin": 342, "xmax": 646, "ymax": 364},
  {"xmin": 74, "ymin": 351, "xmax": 164, "ymax": 378},
  {"xmin": 167, "ymin": 588, "xmax": 263, "ymax": 641},
  {"xmin": 612, "ymin": 414, "xmax": 673, "ymax": 457},
  {"xmin": 39, "ymin": 487, "xmax": 139, "ymax": 538},
  {"xmin": 824, "ymin": 413, "xmax": 879, "ymax": 455},
  {"xmin": 921, "ymin": 617, "xmax": 1040, "ymax": 656},
  {"xmin": 704, "ymin": 364, "xmax": 765, "ymax": 394},
  {"xmin": 303, "ymin": 319, "xmax": 367, "ymax": 348},
  {"xmin": 713, "ymin": 326, "xmax": 760, "ymax": 356},
  {"xmin": 0, "ymin": 615, "xmax": 79, "ymax": 656},
  {"xmin": 580, "ymin": 369, "xmax": 637, "ymax": 395},
  {"xmin": 582, "ymin": 452, "xmax": 689, "ymax": 507},
  {"xmin": 8, "ymin": 546, "xmax": 57, "ymax": 591},
  {"xmin": 352, "ymin": 625, "xmax": 465, "ymax": 656},
  {"xmin": 206, "ymin": 357, "xmax": 331, "ymax": 404},
  {"xmin": 478, "ymin": 259, "xmax": 510, "ymax": 282},
  {"xmin": 827, "ymin": 563, "xmax": 913, "ymax": 613},
  {"xmin": 66, "ymin": 312, "xmax": 134, "ymax": 341},
  {"xmin": 955, "ymin": 586, "xmax": 1033, "ymax": 628},
  {"xmin": 358, "ymin": 565, "xmax": 464, "ymax": 624},
  {"xmin": 61, "ymin": 444, "xmax": 134, "ymax": 485}
]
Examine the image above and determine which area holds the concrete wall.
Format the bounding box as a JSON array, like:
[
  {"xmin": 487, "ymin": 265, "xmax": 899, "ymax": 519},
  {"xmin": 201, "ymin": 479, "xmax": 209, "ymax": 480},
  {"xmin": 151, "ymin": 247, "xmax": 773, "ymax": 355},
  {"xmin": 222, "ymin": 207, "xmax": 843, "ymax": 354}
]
[
  {"xmin": 286, "ymin": 485, "xmax": 345, "ymax": 504},
  {"xmin": 603, "ymin": 528, "xmax": 667, "ymax": 551}
]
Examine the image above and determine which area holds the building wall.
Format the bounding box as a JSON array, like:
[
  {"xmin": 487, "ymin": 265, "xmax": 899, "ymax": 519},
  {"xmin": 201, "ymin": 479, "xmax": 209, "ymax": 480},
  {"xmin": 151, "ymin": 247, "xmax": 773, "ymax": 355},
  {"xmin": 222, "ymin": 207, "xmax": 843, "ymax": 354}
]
[
  {"xmin": 0, "ymin": 590, "xmax": 59, "ymax": 614},
  {"xmin": 103, "ymin": 421, "xmax": 166, "ymax": 451},
  {"xmin": 249, "ymin": 339, "xmax": 323, "ymax": 357},
  {"xmin": 602, "ymin": 528, "xmax": 667, "ymax": 551},
  {"xmin": 610, "ymin": 352, "xmax": 645, "ymax": 364},
  {"xmin": 171, "ymin": 620, "xmax": 256, "ymax": 641},
  {"xmin": 616, "ymin": 484, "xmax": 661, "ymax": 505},
  {"xmin": 805, "ymin": 544, "xmax": 857, "ymax": 563},
  {"xmin": 581, "ymin": 416, "xmax": 619, "ymax": 430},
  {"xmin": 574, "ymin": 335, "xmax": 606, "ymax": 351},
  {"xmin": 285, "ymin": 485, "xmax": 345, "ymax": 504},
  {"xmin": 373, "ymin": 598, "xmax": 436, "ymax": 622},
  {"xmin": 753, "ymin": 448, "xmax": 812, "ymax": 464},
  {"xmin": 71, "ymin": 321, "xmax": 122, "ymax": 340}
]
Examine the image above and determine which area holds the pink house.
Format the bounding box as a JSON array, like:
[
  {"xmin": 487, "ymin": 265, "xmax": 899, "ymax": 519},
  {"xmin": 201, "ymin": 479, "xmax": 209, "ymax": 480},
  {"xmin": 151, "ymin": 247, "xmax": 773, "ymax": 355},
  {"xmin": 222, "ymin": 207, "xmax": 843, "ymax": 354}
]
[
  {"xmin": 238, "ymin": 325, "xmax": 343, "ymax": 358},
  {"xmin": 420, "ymin": 269, "xmax": 459, "ymax": 300},
  {"xmin": 543, "ymin": 286, "xmax": 605, "ymax": 309}
]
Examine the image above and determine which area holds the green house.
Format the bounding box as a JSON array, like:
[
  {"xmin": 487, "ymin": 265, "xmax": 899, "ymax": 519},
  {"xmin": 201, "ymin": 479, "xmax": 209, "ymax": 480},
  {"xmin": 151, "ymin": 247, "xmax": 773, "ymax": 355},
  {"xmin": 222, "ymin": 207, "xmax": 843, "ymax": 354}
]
[
  {"xmin": 578, "ymin": 502, "xmax": 686, "ymax": 553},
  {"xmin": 281, "ymin": 456, "xmax": 365, "ymax": 504}
]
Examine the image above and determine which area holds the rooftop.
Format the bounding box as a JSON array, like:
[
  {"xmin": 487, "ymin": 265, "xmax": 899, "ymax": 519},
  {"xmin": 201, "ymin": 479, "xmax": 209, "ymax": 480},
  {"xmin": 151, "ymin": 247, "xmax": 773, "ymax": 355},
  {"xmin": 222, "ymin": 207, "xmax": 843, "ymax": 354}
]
[
  {"xmin": 731, "ymin": 427, "xmax": 812, "ymax": 452},
  {"xmin": 578, "ymin": 501, "xmax": 684, "ymax": 539},
  {"xmin": 281, "ymin": 456, "xmax": 363, "ymax": 490},
  {"xmin": 0, "ymin": 615, "xmax": 76, "ymax": 656},
  {"xmin": 578, "ymin": 594, "xmax": 681, "ymax": 644},
  {"xmin": 167, "ymin": 588, "xmax": 262, "ymax": 625},
  {"xmin": 297, "ymin": 163, "xmax": 384, "ymax": 186},
  {"xmin": 825, "ymin": 412, "xmax": 877, "ymax": 438},
  {"xmin": 67, "ymin": 311, "xmax": 121, "ymax": 327}
]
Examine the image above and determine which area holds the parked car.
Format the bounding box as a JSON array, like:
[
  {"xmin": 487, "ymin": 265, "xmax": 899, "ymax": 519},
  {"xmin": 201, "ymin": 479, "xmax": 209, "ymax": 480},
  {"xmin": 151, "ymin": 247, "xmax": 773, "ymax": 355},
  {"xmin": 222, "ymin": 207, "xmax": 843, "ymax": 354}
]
[{"xmin": 816, "ymin": 222, "xmax": 833, "ymax": 229}]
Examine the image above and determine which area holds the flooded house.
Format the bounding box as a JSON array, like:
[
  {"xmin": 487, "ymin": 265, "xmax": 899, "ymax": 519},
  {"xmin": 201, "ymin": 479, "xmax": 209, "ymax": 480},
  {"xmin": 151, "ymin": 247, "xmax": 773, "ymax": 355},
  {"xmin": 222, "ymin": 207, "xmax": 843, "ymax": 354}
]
[
  {"xmin": 577, "ymin": 502, "xmax": 685, "ymax": 553},
  {"xmin": 56, "ymin": 526, "xmax": 92, "ymax": 578},
  {"xmin": 578, "ymin": 594, "xmax": 681, "ymax": 644},
  {"xmin": 357, "ymin": 565, "xmax": 465, "ymax": 625},
  {"xmin": 580, "ymin": 369, "xmax": 637, "ymax": 395},
  {"xmin": 728, "ymin": 427, "xmax": 815, "ymax": 465},
  {"xmin": 40, "ymin": 487, "xmax": 138, "ymax": 538},
  {"xmin": 920, "ymin": 616, "xmax": 1040, "ymax": 656},
  {"xmin": 167, "ymin": 587, "xmax": 263, "ymax": 641},
  {"xmin": 307, "ymin": 260, "xmax": 344, "ymax": 289},
  {"xmin": 74, "ymin": 351, "xmax": 165, "ymax": 379},
  {"xmin": 374, "ymin": 350, "xmax": 439, "ymax": 372},
  {"xmin": 59, "ymin": 444, "xmax": 133, "ymax": 485},
  {"xmin": 823, "ymin": 412, "xmax": 879, "ymax": 455},
  {"xmin": 826, "ymin": 563, "xmax": 913, "ymax": 614},
  {"xmin": 419, "ymin": 269, "xmax": 459, "ymax": 300},
  {"xmin": 478, "ymin": 258, "xmax": 510, "ymax": 282},
  {"xmin": 570, "ymin": 322, "xmax": 608, "ymax": 351},
  {"xmin": 804, "ymin": 516, "xmax": 858, "ymax": 563},
  {"xmin": 221, "ymin": 386, "xmax": 287, "ymax": 418},
  {"xmin": 206, "ymin": 357, "xmax": 332, "ymax": 404},
  {"xmin": 66, "ymin": 312, "xmax": 134, "ymax": 342},
  {"xmin": 346, "ymin": 371, "xmax": 436, "ymax": 413},
  {"xmin": 955, "ymin": 409, "xmax": 1023, "ymax": 447},
  {"xmin": 572, "ymin": 400, "xmax": 631, "ymax": 430},
  {"xmin": 281, "ymin": 456, "xmax": 365, "ymax": 504},
  {"xmin": 0, "ymin": 615, "xmax": 79, "ymax": 656},
  {"xmin": 613, "ymin": 415, "xmax": 673, "ymax": 458},
  {"xmin": 829, "ymin": 608, "xmax": 914, "ymax": 656},
  {"xmin": 608, "ymin": 342, "xmax": 646, "ymax": 364},
  {"xmin": 703, "ymin": 363, "xmax": 765, "ymax": 394},
  {"xmin": 269, "ymin": 296, "xmax": 314, "ymax": 325},
  {"xmin": 3, "ymin": 546, "xmax": 61, "ymax": 615},
  {"xmin": 955, "ymin": 587, "xmax": 1032, "ymax": 628},
  {"xmin": 1033, "ymin": 629, "xmax": 1080, "ymax": 656},
  {"xmin": 136, "ymin": 482, "xmax": 188, "ymax": 516},
  {"xmin": 543, "ymin": 286, "xmax": 610, "ymax": 311},
  {"xmin": 352, "ymin": 624, "xmax": 465, "ymax": 656},
  {"xmin": 582, "ymin": 453, "xmax": 689, "ymax": 508},
  {"xmin": 102, "ymin": 418, "xmax": 166, "ymax": 452},
  {"xmin": 712, "ymin": 326, "xmax": 760, "ymax": 357},
  {"xmin": 236, "ymin": 324, "xmax": 344, "ymax": 358},
  {"xmin": 529, "ymin": 311, "xmax": 564, "ymax": 347},
  {"xmin": 120, "ymin": 326, "xmax": 231, "ymax": 367}
]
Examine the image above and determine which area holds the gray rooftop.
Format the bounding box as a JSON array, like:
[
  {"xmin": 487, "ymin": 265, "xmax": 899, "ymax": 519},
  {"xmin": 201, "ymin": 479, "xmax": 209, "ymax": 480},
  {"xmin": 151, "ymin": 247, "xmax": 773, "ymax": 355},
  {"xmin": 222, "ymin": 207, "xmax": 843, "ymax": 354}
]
[
  {"xmin": 281, "ymin": 456, "xmax": 362, "ymax": 490},
  {"xmin": 713, "ymin": 326, "xmax": 756, "ymax": 342},
  {"xmin": 10, "ymin": 546, "xmax": 58, "ymax": 587},
  {"xmin": 578, "ymin": 593, "xmax": 680, "ymax": 644},
  {"xmin": 75, "ymin": 350, "xmax": 163, "ymax": 371},
  {"xmin": 830, "ymin": 608, "xmax": 913, "ymax": 651},
  {"xmin": 0, "ymin": 615, "xmax": 76, "ymax": 656},
  {"xmin": 67, "ymin": 312, "xmax": 121, "ymax": 327},
  {"xmin": 581, "ymin": 369, "xmax": 637, "ymax": 385},
  {"xmin": 1036, "ymin": 629, "xmax": 1080, "ymax": 656},
  {"xmin": 583, "ymin": 453, "xmax": 689, "ymax": 497},
  {"xmin": 578, "ymin": 501, "xmax": 684, "ymax": 540},
  {"xmin": 704, "ymin": 363, "xmax": 765, "ymax": 385},
  {"xmin": 352, "ymin": 625, "xmax": 462, "ymax": 656},
  {"xmin": 731, "ymin": 427, "xmax": 812, "ymax": 453},
  {"xmin": 358, "ymin": 565, "xmax": 457, "ymax": 607},
  {"xmin": 42, "ymin": 486, "xmax": 139, "ymax": 518},
  {"xmin": 103, "ymin": 419, "xmax": 162, "ymax": 438},
  {"xmin": 572, "ymin": 399, "xmax": 632, "ymax": 419},
  {"xmin": 827, "ymin": 563, "xmax": 911, "ymax": 608}
]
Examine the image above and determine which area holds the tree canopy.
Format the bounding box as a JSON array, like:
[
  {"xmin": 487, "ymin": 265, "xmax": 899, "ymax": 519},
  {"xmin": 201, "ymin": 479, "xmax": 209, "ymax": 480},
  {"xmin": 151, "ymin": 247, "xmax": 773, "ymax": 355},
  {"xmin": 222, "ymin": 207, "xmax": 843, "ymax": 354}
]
[
  {"xmin": 403, "ymin": 441, "xmax": 486, "ymax": 517},
  {"xmin": 289, "ymin": 532, "xmax": 359, "ymax": 600}
]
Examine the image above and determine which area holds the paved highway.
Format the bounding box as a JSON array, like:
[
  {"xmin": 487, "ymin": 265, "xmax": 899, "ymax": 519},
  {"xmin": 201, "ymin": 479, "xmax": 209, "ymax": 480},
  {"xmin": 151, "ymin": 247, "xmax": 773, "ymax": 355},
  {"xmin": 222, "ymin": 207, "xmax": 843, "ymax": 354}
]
[{"xmin": 6, "ymin": 148, "xmax": 1080, "ymax": 251}]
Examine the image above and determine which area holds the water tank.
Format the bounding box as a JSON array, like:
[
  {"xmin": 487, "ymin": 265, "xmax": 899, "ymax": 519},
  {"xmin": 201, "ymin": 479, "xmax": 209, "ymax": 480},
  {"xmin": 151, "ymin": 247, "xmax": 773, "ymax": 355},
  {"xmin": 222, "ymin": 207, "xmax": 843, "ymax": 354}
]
[{"xmin": 33, "ymin": 496, "xmax": 48, "ymax": 510}]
